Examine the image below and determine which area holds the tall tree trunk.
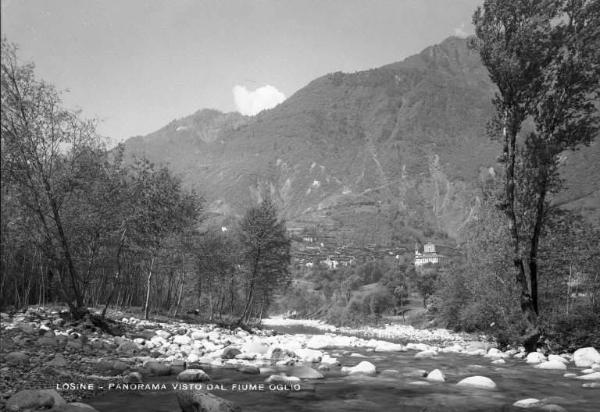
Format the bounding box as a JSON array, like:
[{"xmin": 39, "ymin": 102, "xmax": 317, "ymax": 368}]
[
  {"xmin": 504, "ymin": 115, "xmax": 539, "ymax": 350},
  {"xmin": 528, "ymin": 186, "xmax": 547, "ymax": 315},
  {"xmin": 173, "ymin": 275, "xmax": 184, "ymax": 317},
  {"xmin": 144, "ymin": 256, "xmax": 155, "ymax": 320}
]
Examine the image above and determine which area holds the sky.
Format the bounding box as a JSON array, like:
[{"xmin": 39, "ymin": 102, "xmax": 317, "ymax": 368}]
[{"xmin": 1, "ymin": 0, "xmax": 480, "ymax": 143}]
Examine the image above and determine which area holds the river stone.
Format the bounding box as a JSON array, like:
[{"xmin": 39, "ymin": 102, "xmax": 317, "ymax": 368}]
[
  {"xmin": 295, "ymin": 348, "xmax": 322, "ymax": 363},
  {"xmin": 492, "ymin": 359, "xmax": 506, "ymax": 365},
  {"xmin": 177, "ymin": 369, "xmax": 210, "ymax": 382},
  {"xmin": 548, "ymin": 354, "xmax": 568, "ymax": 364},
  {"xmin": 414, "ymin": 350, "xmax": 437, "ymax": 359},
  {"xmin": 536, "ymin": 360, "xmax": 567, "ymax": 370},
  {"xmin": 426, "ymin": 369, "xmax": 445, "ymax": 382},
  {"xmin": 582, "ymin": 382, "xmax": 600, "ymax": 388},
  {"xmin": 50, "ymin": 402, "xmax": 100, "ymax": 412},
  {"xmin": 155, "ymin": 330, "xmax": 171, "ymax": 339},
  {"xmin": 573, "ymin": 347, "xmax": 600, "ymax": 367},
  {"xmin": 265, "ymin": 374, "xmax": 301, "ymax": 384},
  {"xmin": 116, "ymin": 340, "xmax": 139, "ymax": 355},
  {"xmin": 288, "ymin": 366, "xmax": 324, "ymax": 379},
  {"xmin": 526, "ymin": 352, "xmax": 546, "ymax": 364},
  {"xmin": 47, "ymin": 354, "xmax": 68, "ymax": 368},
  {"xmin": 456, "ymin": 376, "xmax": 497, "ymax": 389},
  {"xmin": 6, "ymin": 389, "xmax": 66, "ymax": 412},
  {"xmin": 177, "ymin": 391, "xmax": 241, "ymax": 412},
  {"xmin": 242, "ymin": 341, "xmax": 269, "ymax": 355},
  {"xmin": 576, "ymin": 372, "xmax": 600, "ymax": 380},
  {"xmin": 145, "ymin": 361, "xmax": 171, "ymax": 376},
  {"xmin": 221, "ymin": 346, "xmax": 241, "ymax": 359},
  {"xmin": 123, "ymin": 372, "xmax": 143, "ymax": 383},
  {"xmin": 174, "ymin": 335, "xmax": 192, "ymax": 345},
  {"xmin": 341, "ymin": 361, "xmax": 376, "ymax": 376},
  {"xmin": 6, "ymin": 351, "xmax": 28, "ymax": 365},
  {"xmin": 513, "ymin": 398, "xmax": 542, "ymax": 408}
]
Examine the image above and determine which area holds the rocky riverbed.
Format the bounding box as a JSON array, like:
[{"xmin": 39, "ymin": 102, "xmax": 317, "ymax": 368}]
[{"xmin": 1, "ymin": 307, "xmax": 599, "ymax": 411}]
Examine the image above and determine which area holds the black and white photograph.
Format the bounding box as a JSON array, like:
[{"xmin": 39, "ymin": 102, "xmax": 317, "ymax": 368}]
[{"xmin": 1, "ymin": 0, "xmax": 599, "ymax": 411}]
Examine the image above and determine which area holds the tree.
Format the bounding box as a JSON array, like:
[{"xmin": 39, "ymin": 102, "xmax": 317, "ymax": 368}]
[
  {"xmin": 1, "ymin": 39, "xmax": 100, "ymax": 317},
  {"xmin": 472, "ymin": 0, "xmax": 599, "ymax": 349},
  {"xmin": 237, "ymin": 197, "xmax": 291, "ymax": 323}
]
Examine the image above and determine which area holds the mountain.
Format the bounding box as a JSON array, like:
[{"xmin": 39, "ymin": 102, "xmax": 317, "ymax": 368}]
[{"xmin": 122, "ymin": 37, "xmax": 600, "ymax": 249}]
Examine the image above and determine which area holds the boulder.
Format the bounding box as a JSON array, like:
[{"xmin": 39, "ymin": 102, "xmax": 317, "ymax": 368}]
[
  {"xmin": 6, "ymin": 351, "xmax": 28, "ymax": 365},
  {"xmin": 512, "ymin": 398, "xmax": 542, "ymax": 408},
  {"xmin": 7, "ymin": 389, "xmax": 66, "ymax": 412},
  {"xmin": 116, "ymin": 340, "xmax": 139, "ymax": 355},
  {"xmin": 456, "ymin": 376, "xmax": 497, "ymax": 389},
  {"xmin": 573, "ymin": 347, "xmax": 600, "ymax": 367},
  {"xmin": 50, "ymin": 402, "xmax": 100, "ymax": 411},
  {"xmin": 288, "ymin": 366, "xmax": 324, "ymax": 379},
  {"xmin": 177, "ymin": 391, "xmax": 241, "ymax": 412},
  {"xmin": 221, "ymin": 346, "xmax": 241, "ymax": 360},
  {"xmin": 177, "ymin": 369, "xmax": 210, "ymax": 382},
  {"xmin": 295, "ymin": 348, "xmax": 322, "ymax": 363},
  {"xmin": 265, "ymin": 374, "xmax": 301, "ymax": 384},
  {"xmin": 426, "ymin": 369, "xmax": 445, "ymax": 382},
  {"xmin": 174, "ymin": 335, "xmax": 192, "ymax": 345},
  {"xmin": 536, "ymin": 360, "xmax": 567, "ymax": 370},
  {"xmin": 123, "ymin": 372, "xmax": 143, "ymax": 384},
  {"xmin": 155, "ymin": 330, "xmax": 171, "ymax": 339},
  {"xmin": 526, "ymin": 352, "xmax": 546, "ymax": 364},
  {"xmin": 576, "ymin": 372, "xmax": 600, "ymax": 380},
  {"xmin": 341, "ymin": 361, "xmax": 376, "ymax": 376},
  {"xmin": 144, "ymin": 361, "xmax": 171, "ymax": 376},
  {"xmin": 414, "ymin": 350, "xmax": 437, "ymax": 359},
  {"xmin": 241, "ymin": 341, "xmax": 269, "ymax": 355}
]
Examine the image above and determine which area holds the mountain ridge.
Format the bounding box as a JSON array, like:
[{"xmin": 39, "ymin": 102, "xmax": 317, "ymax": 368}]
[{"xmin": 122, "ymin": 36, "xmax": 599, "ymax": 249}]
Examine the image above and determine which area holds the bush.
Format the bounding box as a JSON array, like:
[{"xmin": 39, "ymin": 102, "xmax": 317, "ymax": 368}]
[{"xmin": 542, "ymin": 308, "xmax": 600, "ymax": 351}]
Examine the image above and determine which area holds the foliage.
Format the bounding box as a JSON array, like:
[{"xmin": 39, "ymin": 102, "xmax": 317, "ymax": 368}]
[{"xmin": 471, "ymin": 0, "xmax": 600, "ymax": 348}]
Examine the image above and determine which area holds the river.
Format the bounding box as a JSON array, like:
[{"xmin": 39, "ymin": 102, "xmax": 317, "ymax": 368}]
[{"xmin": 87, "ymin": 324, "xmax": 600, "ymax": 412}]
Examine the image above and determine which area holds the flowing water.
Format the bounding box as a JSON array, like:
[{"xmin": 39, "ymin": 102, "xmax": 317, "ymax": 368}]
[{"xmin": 87, "ymin": 326, "xmax": 600, "ymax": 412}]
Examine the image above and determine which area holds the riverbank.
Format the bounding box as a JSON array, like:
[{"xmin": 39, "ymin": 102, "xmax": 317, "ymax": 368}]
[{"xmin": 1, "ymin": 307, "xmax": 599, "ymax": 411}]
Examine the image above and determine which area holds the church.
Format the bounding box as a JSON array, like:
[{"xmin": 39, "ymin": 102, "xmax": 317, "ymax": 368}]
[{"xmin": 414, "ymin": 242, "xmax": 445, "ymax": 267}]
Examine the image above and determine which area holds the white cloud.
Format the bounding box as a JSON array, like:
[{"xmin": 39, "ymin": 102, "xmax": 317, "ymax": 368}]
[
  {"xmin": 233, "ymin": 85, "xmax": 285, "ymax": 116},
  {"xmin": 453, "ymin": 23, "xmax": 468, "ymax": 38}
]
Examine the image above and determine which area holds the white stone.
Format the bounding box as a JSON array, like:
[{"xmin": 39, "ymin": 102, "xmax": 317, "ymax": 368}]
[
  {"xmin": 295, "ymin": 348, "xmax": 322, "ymax": 363},
  {"xmin": 526, "ymin": 352, "xmax": 546, "ymax": 364},
  {"xmin": 350, "ymin": 353, "xmax": 366, "ymax": 358},
  {"xmin": 155, "ymin": 330, "xmax": 171, "ymax": 339},
  {"xmin": 492, "ymin": 359, "xmax": 506, "ymax": 365},
  {"xmin": 513, "ymin": 398, "xmax": 542, "ymax": 408},
  {"xmin": 548, "ymin": 354, "xmax": 568, "ymax": 364},
  {"xmin": 456, "ymin": 376, "xmax": 497, "ymax": 389},
  {"xmin": 536, "ymin": 360, "xmax": 567, "ymax": 370},
  {"xmin": 173, "ymin": 335, "xmax": 191, "ymax": 345},
  {"xmin": 415, "ymin": 350, "xmax": 437, "ymax": 359},
  {"xmin": 374, "ymin": 342, "xmax": 405, "ymax": 352},
  {"xmin": 426, "ymin": 369, "xmax": 445, "ymax": 382},
  {"xmin": 573, "ymin": 347, "xmax": 600, "ymax": 367},
  {"xmin": 563, "ymin": 373, "xmax": 577, "ymax": 378},
  {"xmin": 576, "ymin": 372, "xmax": 600, "ymax": 380},
  {"xmin": 242, "ymin": 341, "xmax": 269, "ymax": 355},
  {"xmin": 341, "ymin": 361, "xmax": 376, "ymax": 376}
]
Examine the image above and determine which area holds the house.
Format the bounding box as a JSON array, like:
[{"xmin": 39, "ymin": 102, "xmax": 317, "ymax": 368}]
[{"xmin": 414, "ymin": 242, "xmax": 445, "ymax": 267}]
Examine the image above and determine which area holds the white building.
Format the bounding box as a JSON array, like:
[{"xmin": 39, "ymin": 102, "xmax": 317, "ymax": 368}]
[{"xmin": 415, "ymin": 242, "xmax": 444, "ymax": 267}]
